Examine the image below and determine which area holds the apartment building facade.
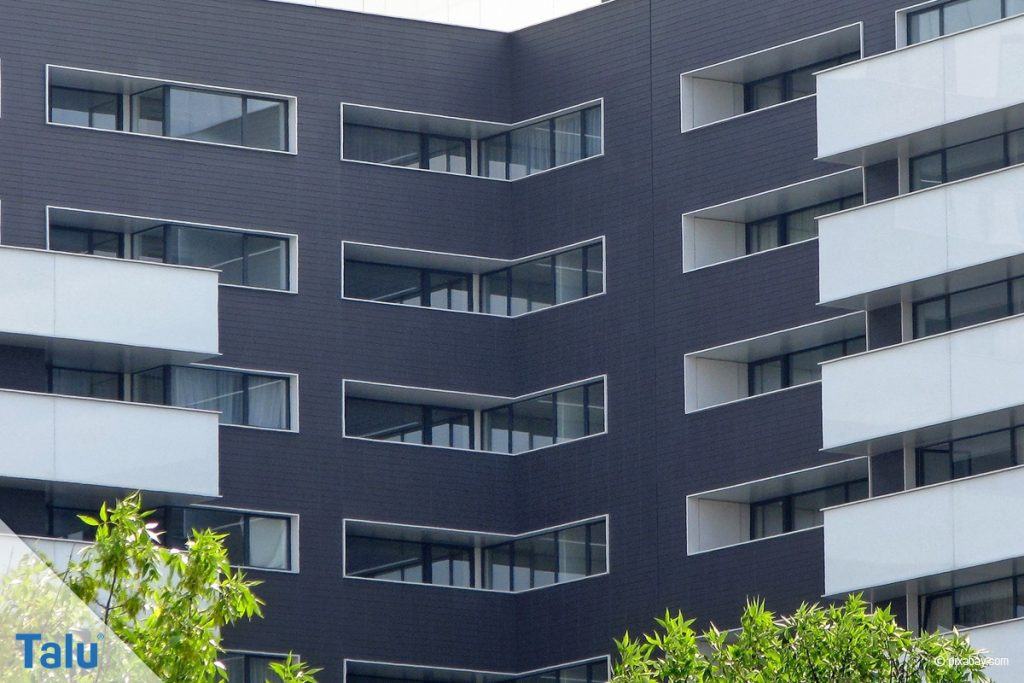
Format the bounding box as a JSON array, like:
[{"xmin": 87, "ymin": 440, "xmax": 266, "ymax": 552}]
[{"xmin": 0, "ymin": 0, "xmax": 1021, "ymax": 679}]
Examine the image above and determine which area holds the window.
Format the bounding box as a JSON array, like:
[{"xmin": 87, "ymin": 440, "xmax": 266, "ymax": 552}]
[
  {"xmin": 48, "ymin": 366, "xmax": 122, "ymax": 400},
  {"xmin": 483, "ymin": 520, "xmax": 607, "ymax": 591},
  {"xmin": 913, "ymin": 275, "xmax": 1024, "ymax": 338},
  {"xmin": 49, "ymin": 225, "xmax": 124, "ymax": 258},
  {"xmin": 743, "ymin": 52, "xmax": 859, "ymax": 113},
  {"xmin": 907, "ymin": 0, "xmax": 1023, "ymax": 44},
  {"xmin": 132, "ymin": 366, "xmax": 291, "ymax": 430},
  {"xmin": 482, "ymin": 380, "xmax": 605, "ymax": 454},
  {"xmin": 222, "ymin": 652, "xmax": 287, "ymax": 683},
  {"xmin": 910, "ymin": 128, "xmax": 1024, "ymax": 190},
  {"xmin": 749, "ymin": 479, "xmax": 868, "ymax": 540},
  {"xmin": 346, "ymin": 536, "xmax": 474, "ymax": 587},
  {"xmin": 920, "ymin": 574, "xmax": 1024, "ymax": 631},
  {"xmin": 128, "ymin": 85, "xmax": 288, "ymax": 151},
  {"xmin": 916, "ymin": 426, "xmax": 1023, "ymax": 486},
  {"xmin": 49, "ymin": 87, "xmax": 121, "ymax": 130},
  {"xmin": 344, "ymin": 398, "xmax": 473, "ymax": 448},
  {"xmin": 175, "ymin": 508, "xmax": 292, "ymax": 570},
  {"xmin": 479, "ymin": 105, "xmax": 602, "ymax": 180},
  {"xmin": 346, "ymin": 661, "xmax": 608, "ymax": 683},
  {"xmin": 481, "ymin": 243, "xmax": 604, "ymax": 316},
  {"xmin": 344, "ymin": 124, "xmax": 470, "ymax": 173},
  {"xmin": 344, "ymin": 261, "xmax": 472, "ymax": 311},
  {"xmin": 747, "ymin": 336, "xmax": 865, "ymax": 396},
  {"xmin": 131, "ymin": 224, "xmax": 289, "ymax": 290},
  {"xmin": 745, "ymin": 194, "xmax": 863, "ymax": 254}
]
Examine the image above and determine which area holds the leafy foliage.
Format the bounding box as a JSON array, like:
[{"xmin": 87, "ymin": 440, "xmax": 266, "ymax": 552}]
[
  {"xmin": 613, "ymin": 595, "xmax": 990, "ymax": 683},
  {"xmin": 58, "ymin": 493, "xmax": 319, "ymax": 682}
]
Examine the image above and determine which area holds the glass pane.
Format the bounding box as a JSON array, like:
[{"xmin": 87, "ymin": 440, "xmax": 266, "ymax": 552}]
[
  {"xmin": 1008, "ymin": 129, "xmax": 1024, "ymax": 166},
  {"xmin": 785, "ymin": 204, "xmax": 824, "ymax": 244},
  {"xmin": 51, "ymin": 367, "xmax": 121, "ymax": 400},
  {"xmin": 555, "ymin": 248, "xmax": 585, "ymax": 304},
  {"xmin": 585, "ymin": 244, "xmax": 604, "ymax": 295},
  {"xmin": 923, "ymin": 593, "xmax": 954, "ymax": 632},
  {"xmin": 582, "ymin": 106, "xmax": 602, "ymax": 157},
  {"xmin": 910, "ymin": 152, "xmax": 944, "ymax": 191},
  {"xmin": 553, "ymin": 111, "xmax": 582, "ymax": 166},
  {"xmin": 791, "ymin": 485, "xmax": 846, "ymax": 531},
  {"xmin": 429, "ymin": 408, "xmax": 471, "ymax": 449},
  {"xmin": 346, "ymin": 398, "xmax": 424, "ymax": 443},
  {"xmin": 428, "ymin": 272, "xmax": 471, "ymax": 311},
  {"xmin": 511, "ymin": 394, "xmax": 555, "ymax": 454},
  {"xmin": 481, "ymin": 270, "xmax": 509, "ymax": 315},
  {"xmin": 788, "ymin": 64, "xmax": 818, "ymax": 100},
  {"xmin": 479, "ymin": 134, "xmax": 508, "ymax": 179},
  {"xmin": 510, "ymin": 122, "xmax": 553, "ymax": 178},
  {"xmin": 557, "ymin": 524, "xmax": 588, "ymax": 582},
  {"xmin": 915, "ymin": 298, "xmax": 949, "ymax": 338},
  {"xmin": 561, "ymin": 665, "xmax": 590, "ymax": 683},
  {"xmin": 524, "ymin": 532, "xmax": 558, "ymax": 588},
  {"xmin": 132, "ymin": 226, "xmax": 167, "ymax": 262},
  {"xmin": 130, "ymin": 87, "xmax": 165, "ymax": 135},
  {"xmin": 167, "ymin": 226, "xmax": 245, "ymax": 284},
  {"xmin": 345, "ymin": 261, "xmax": 422, "ymax": 305},
  {"xmin": 908, "ymin": 7, "xmax": 942, "ymax": 44},
  {"xmin": 343, "ymin": 124, "xmax": 421, "ymax": 168},
  {"xmin": 483, "ymin": 406, "xmax": 511, "ymax": 453},
  {"xmin": 951, "ymin": 430, "xmax": 1014, "ymax": 479},
  {"xmin": 166, "ymin": 87, "xmax": 243, "ymax": 145},
  {"xmin": 949, "ymin": 281, "xmax": 1009, "ymax": 330},
  {"xmin": 431, "ymin": 546, "xmax": 472, "ymax": 587},
  {"xmin": 746, "ymin": 76, "xmax": 784, "ymax": 111},
  {"xmin": 184, "ymin": 508, "xmax": 246, "ymax": 565},
  {"xmin": 248, "ymin": 656, "xmax": 284, "ymax": 683},
  {"xmin": 945, "ymin": 134, "xmax": 1005, "ymax": 183},
  {"xmin": 248, "ymin": 516, "xmax": 289, "ymax": 569},
  {"xmin": 51, "ymin": 508, "xmax": 96, "ymax": 542},
  {"xmin": 556, "ymin": 386, "xmax": 587, "ymax": 442},
  {"xmin": 245, "ymin": 235, "xmax": 288, "ymax": 290},
  {"xmin": 789, "ymin": 341, "xmax": 843, "ymax": 386},
  {"xmin": 132, "ymin": 367, "xmax": 166, "ymax": 405},
  {"xmin": 247, "ymin": 375, "xmax": 288, "ymax": 429},
  {"xmin": 1009, "ymin": 0, "xmax": 1024, "ymax": 15},
  {"xmin": 587, "ymin": 383, "xmax": 605, "ymax": 435},
  {"xmin": 170, "ymin": 367, "xmax": 245, "ymax": 425},
  {"xmin": 91, "ymin": 230, "xmax": 122, "ymax": 258},
  {"xmin": 955, "ymin": 579, "xmax": 1014, "ymax": 628},
  {"xmin": 427, "ymin": 135, "xmax": 468, "ymax": 174},
  {"xmin": 346, "ymin": 536, "xmax": 423, "ymax": 581},
  {"xmin": 509, "ymin": 258, "xmax": 554, "ymax": 315},
  {"xmin": 919, "ymin": 446, "xmax": 952, "ymax": 486},
  {"xmin": 750, "ymin": 359, "xmax": 783, "ymax": 395},
  {"xmin": 49, "ymin": 227, "xmax": 91, "ymax": 254},
  {"xmin": 751, "ymin": 500, "xmax": 785, "ymax": 538},
  {"xmin": 747, "ymin": 219, "xmax": 779, "ymax": 253},
  {"xmin": 589, "ymin": 520, "xmax": 607, "ymax": 574},
  {"xmin": 484, "ymin": 543, "xmax": 512, "ymax": 591},
  {"xmin": 222, "ymin": 655, "xmax": 246, "ymax": 683},
  {"xmin": 51, "ymin": 87, "xmax": 120, "ymax": 130},
  {"xmin": 943, "ymin": 0, "xmax": 1001, "ymax": 35},
  {"xmin": 244, "ymin": 97, "xmax": 287, "ymax": 151}
]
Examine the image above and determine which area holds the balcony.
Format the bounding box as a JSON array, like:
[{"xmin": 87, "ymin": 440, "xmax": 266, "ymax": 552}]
[
  {"xmin": 823, "ymin": 466, "xmax": 1024, "ymax": 596},
  {"xmin": 821, "ymin": 314, "xmax": 1024, "ymax": 454},
  {"xmin": 819, "ymin": 164, "xmax": 1024, "ymax": 309},
  {"xmin": 0, "ymin": 389, "xmax": 219, "ymax": 500},
  {"xmin": 0, "ymin": 246, "xmax": 219, "ymax": 370},
  {"xmin": 817, "ymin": 14, "xmax": 1024, "ymax": 164},
  {"xmin": 963, "ymin": 618, "xmax": 1024, "ymax": 677}
]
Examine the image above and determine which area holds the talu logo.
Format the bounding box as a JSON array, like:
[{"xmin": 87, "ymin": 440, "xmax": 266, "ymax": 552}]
[{"xmin": 15, "ymin": 633, "xmax": 99, "ymax": 670}]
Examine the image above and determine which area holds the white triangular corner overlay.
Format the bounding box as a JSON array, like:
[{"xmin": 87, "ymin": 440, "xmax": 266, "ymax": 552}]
[{"xmin": 0, "ymin": 517, "xmax": 161, "ymax": 681}]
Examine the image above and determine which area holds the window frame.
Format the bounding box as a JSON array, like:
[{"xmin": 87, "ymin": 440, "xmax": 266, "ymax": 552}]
[
  {"xmin": 911, "ymin": 274, "xmax": 1024, "ymax": 339},
  {"xmin": 49, "ymin": 224, "xmax": 125, "ymax": 258},
  {"xmin": 346, "ymin": 534, "xmax": 476, "ymax": 587},
  {"xmin": 744, "ymin": 193, "xmax": 863, "ymax": 254},
  {"xmin": 919, "ymin": 572, "xmax": 1024, "ymax": 631},
  {"xmin": 182, "ymin": 507, "xmax": 294, "ymax": 572},
  {"xmin": 906, "ymin": 0, "xmax": 1018, "ymax": 45},
  {"xmin": 914, "ymin": 425, "xmax": 1022, "ymax": 487},
  {"xmin": 742, "ymin": 52, "xmax": 860, "ymax": 113},
  {"xmin": 344, "ymin": 260, "xmax": 473, "ymax": 310},
  {"xmin": 746, "ymin": 335, "xmax": 866, "ymax": 396},
  {"xmin": 343, "ymin": 397, "xmax": 475, "ymax": 448},
  {"xmin": 477, "ymin": 105, "xmax": 601, "ymax": 181},
  {"xmin": 343, "ymin": 123, "xmax": 471, "ymax": 174},
  {"xmin": 748, "ymin": 478, "xmax": 868, "ymax": 540},
  {"xmin": 47, "ymin": 365, "xmax": 125, "ymax": 400},
  {"xmin": 482, "ymin": 244, "xmax": 601, "ymax": 316},
  {"xmin": 48, "ymin": 85, "xmax": 124, "ymax": 130},
  {"xmin": 482, "ymin": 380, "xmax": 604, "ymax": 454},
  {"xmin": 222, "ymin": 651, "xmax": 291, "ymax": 683},
  {"xmin": 909, "ymin": 126, "xmax": 1024, "ymax": 191}
]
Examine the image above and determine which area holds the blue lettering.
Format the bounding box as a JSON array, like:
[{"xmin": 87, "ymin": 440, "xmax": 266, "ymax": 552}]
[
  {"xmin": 15, "ymin": 634, "xmax": 40, "ymax": 668},
  {"xmin": 39, "ymin": 642, "xmax": 61, "ymax": 669},
  {"xmin": 76, "ymin": 642, "xmax": 98, "ymax": 669}
]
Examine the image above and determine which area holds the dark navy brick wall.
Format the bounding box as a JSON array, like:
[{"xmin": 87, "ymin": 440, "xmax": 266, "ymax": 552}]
[{"xmin": 0, "ymin": 0, "xmax": 914, "ymax": 676}]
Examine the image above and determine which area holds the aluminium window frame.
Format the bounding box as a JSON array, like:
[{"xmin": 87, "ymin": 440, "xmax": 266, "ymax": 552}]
[
  {"xmin": 223, "ymin": 652, "xmax": 290, "ymax": 683},
  {"xmin": 915, "ymin": 425, "xmax": 1023, "ymax": 487},
  {"xmin": 343, "ymin": 123, "xmax": 471, "ymax": 174},
  {"xmin": 911, "ymin": 274, "xmax": 1024, "ymax": 338},
  {"xmin": 748, "ymin": 478, "xmax": 868, "ymax": 540},
  {"xmin": 906, "ymin": 0, "xmax": 1019, "ymax": 45},
  {"xmin": 127, "ymin": 84, "xmax": 291, "ymax": 152},
  {"xmin": 477, "ymin": 105, "xmax": 601, "ymax": 180},
  {"xmin": 48, "ymin": 85, "xmax": 124, "ymax": 130},
  {"xmin": 344, "ymin": 260, "xmax": 473, "ymax": 311},
  {"xmin": 133, "ymin": 222, "xmax": 291, "ymax": 291},
  {"xmin": 919, "ymin": 572, "xmax": 1024, "ymax": 632},
  {"xmin": 345, "ymin": 534, "xmax": 476, "ymax": 587},
  {"xmin": 481, "ymin": 380, "xmax": 604, "ymax": 454},
  {"xmin": 744, "ymin": 192, "xmax": 864, "ymax": 255},
  {"xmin": 179, "ymin": 507, "xmax": 293, "ymax": 571},
  {"xmin": 742, "ymin": 51, "xmax": 860, "ymax": 113},
  {"xmin": 138, "ymin": 365, "xmax": 292, "ymax": 430},
  {"xmin": 484, "ymin": 519, "xmax": 606, "ymax": 591},
  {"xmin": 909, "ymin": 126, "xmax": 1024, "ymax": 191},
  {"xmin": 48, "ymin": 224, "xmax": 125, "ymax": 258},
  {"xmin": 482, "ymin": 244, "xmax": 600, "ymax": 316},
  {"xmin": 746, "ymin": 335, "xmax": 866, "ymax": 396},
  {"xmin": 343, "ymin": 396, "xmax": 475, "ymax": 448},
  {"xmin": 47, "ymin": 365, "xmax": 125, "ymax": 401}
]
